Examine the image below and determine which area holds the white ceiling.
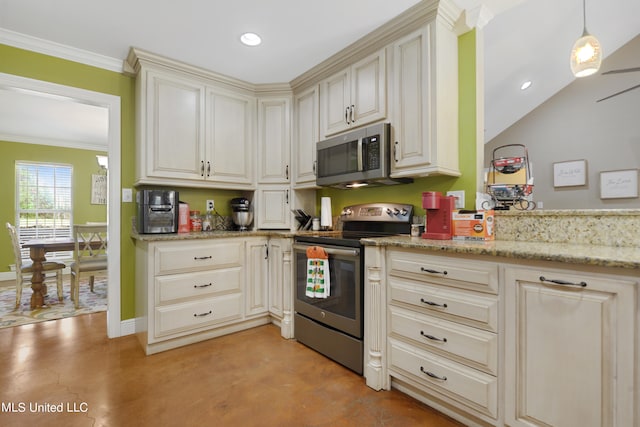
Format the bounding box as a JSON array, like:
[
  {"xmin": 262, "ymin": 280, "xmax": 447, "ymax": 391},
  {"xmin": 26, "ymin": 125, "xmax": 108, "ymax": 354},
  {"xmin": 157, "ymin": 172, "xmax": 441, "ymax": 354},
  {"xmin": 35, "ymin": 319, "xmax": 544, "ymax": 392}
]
[{"xmin": 0, "ymin": 0, "xmax": 638, "ymax": 145}]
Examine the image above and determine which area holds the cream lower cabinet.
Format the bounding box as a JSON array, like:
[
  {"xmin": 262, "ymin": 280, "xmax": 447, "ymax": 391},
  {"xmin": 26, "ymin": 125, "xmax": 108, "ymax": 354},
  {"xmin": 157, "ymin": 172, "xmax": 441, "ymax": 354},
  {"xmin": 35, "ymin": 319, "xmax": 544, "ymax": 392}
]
[
  {"xmin": 364, "ymin": 246, "xmax": 501, "ymax": 426},
  {"xmin": 504, "ymin": 265, "xmax": 637, "ymax": 427},
  {"xmin": 135, "ymin": 238, "xmax": 272, "ymax": 355},
  {"xmin": 365, "ymin": 245, "xmax": 639, "ymax": 427},
  {"xmin": 267, "ymin": 238, "xmax": 294, "ymax": 339}
]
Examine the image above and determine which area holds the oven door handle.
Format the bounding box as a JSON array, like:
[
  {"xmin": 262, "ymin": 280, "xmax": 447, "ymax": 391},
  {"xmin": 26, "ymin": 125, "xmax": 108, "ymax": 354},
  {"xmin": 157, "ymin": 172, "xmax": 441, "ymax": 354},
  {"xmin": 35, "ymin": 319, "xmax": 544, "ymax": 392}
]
[{"xmin": 293, "ymin": 244, "xmax": 359, "ymax": 257}]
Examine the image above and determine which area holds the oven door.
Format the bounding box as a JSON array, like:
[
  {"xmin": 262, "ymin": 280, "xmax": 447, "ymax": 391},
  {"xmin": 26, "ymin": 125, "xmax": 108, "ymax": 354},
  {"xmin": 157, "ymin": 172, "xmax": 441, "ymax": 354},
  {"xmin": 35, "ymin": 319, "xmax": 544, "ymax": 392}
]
[{"xmin": 293, "ymin": 241, "xmax": 363, "ymax": 339}]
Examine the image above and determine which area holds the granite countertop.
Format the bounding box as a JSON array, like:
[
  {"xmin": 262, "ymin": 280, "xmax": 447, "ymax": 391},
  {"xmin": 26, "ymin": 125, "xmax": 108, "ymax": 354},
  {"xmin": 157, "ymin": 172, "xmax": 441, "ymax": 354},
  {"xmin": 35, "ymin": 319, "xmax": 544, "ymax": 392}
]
[
  {"xmin": 131, "ymin": 227, "xmax": 640, "ymax": 270},
  {"xmin": 361, "ymin": 235, "xmax": 640, "ymax": 270}
]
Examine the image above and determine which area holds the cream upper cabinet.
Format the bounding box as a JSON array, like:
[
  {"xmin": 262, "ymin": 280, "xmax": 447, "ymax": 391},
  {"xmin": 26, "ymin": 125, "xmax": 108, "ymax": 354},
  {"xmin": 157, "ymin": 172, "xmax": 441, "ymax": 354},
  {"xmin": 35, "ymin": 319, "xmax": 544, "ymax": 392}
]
[
  {"xmin": 504, "ymin": 265, "xmax": 637, "ymax": 427},
  {"xmin": 390, "ymin": 23, "xmax": 460, "ymax": 178},
  {"xmin": 137, "ymin": 68, "xmax": 206, "ymax": 182},
  {"xmin": 320, "ymin": 49, "xmax": 386, "ymax": 137},
  {"xmin": 257, "ymin": 97, "xmax": 291, "ymax": 184},
  {"xmin": 255, "ymin": 186, "xmax": 290, "ymax": 230},
  {"xmin": 293, "ymin": 85, "xmax": 319, "ymax": 187},
  {"xmin": 206, "ymin": 87, "xmax": 255, "ymax": 187},
  {"xmin": 131, "ymin": 50, "xmax": 256, "ymax": 189}
]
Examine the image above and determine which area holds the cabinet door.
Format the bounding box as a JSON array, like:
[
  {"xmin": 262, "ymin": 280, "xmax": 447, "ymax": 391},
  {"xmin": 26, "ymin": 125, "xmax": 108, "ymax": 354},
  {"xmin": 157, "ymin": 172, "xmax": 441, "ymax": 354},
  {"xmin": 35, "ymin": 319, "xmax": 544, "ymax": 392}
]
[
  {"xmin": 268, "ymin": 238, "xmax": 293, "ymax": 338},
  {"xmin": 143, "ymin": 69, "xmax": 205, "ymax": 181},
  {"xmin": 505, "ymin": 266, "xmax": 636, "ymax": 427},
  {"xmin": 293, "ymin": 86, "xmax": 319, "ymax": 187},
  {"xmin": 245, "ymin": 238, "xmax": 269, "ymax": 316},
  {"xmin": 255, "ymin": 186, "xmax": 290, "ymax": 230},
  {"xmin": 206, "ymin": 88, "xmax": 255, "ymax": 186},
  {"xmin": 267, "ymin": 239, "xmax": 284, "ymax": 318},
  {"xmin": 258, "ymin": 97, "xmax": 290, "ymax": 184},
  {"xmin": 320, "ymin": 49, "xmax": 386, "ymax": 138},
  {"xmin": 351, "ymin": 50, "xmax": 386, "ymax": 127},
  {"xmin": 320, "ymin": 68, "xmax": 350, "ymax": 136},
  {"xmin": 390, "ymin": 27, "xmax": 431, "ymax": 173}
]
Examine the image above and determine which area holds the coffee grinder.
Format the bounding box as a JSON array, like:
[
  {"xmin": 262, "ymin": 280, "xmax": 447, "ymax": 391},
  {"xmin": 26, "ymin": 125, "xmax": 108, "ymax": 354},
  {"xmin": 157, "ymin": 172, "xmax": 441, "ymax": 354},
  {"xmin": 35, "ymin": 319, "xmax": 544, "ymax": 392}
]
[{"xmin": 421, "ymin": 191, "xmax": 455, "ymax": 240}]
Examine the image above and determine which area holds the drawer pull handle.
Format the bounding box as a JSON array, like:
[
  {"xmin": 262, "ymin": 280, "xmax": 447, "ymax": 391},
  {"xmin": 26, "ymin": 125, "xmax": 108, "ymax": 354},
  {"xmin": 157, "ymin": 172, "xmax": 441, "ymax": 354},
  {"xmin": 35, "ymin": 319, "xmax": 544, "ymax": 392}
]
[
  {"xmin": 539, "ymin": 276, "xmax": 587, "ymax": 287},
  {"xmin": 193, "ymin": 310, "xmax": 213, "ymax": 317},
  {"xmin": 420, "ymin": 298, "xmax": 448, "ymax": 308},
  {"xmin": 420, "ymin": 367, "xmax": 447, "ymax": 381},
  {"xmin": 194, "ymin": 283, "xmax": 212, "ymax": 289},
  {"xmin": 420, "ymin": 331, "xmax": 447, "ymax": 342},
  {"xmin": 420, "ymin": 267, "xmax": 448, "ymax": 276},
  {"xmin": 194, "ymin": 256, "xmax": 213, "ymax": 260}
]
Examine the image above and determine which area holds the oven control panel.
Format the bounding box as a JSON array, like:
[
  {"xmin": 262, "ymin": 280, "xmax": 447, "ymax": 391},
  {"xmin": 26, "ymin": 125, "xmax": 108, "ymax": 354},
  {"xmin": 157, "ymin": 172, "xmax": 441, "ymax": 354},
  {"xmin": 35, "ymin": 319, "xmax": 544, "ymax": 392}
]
[{"xmin": 340, "ymin": 203, "xmax": 413, "ymax": 222}]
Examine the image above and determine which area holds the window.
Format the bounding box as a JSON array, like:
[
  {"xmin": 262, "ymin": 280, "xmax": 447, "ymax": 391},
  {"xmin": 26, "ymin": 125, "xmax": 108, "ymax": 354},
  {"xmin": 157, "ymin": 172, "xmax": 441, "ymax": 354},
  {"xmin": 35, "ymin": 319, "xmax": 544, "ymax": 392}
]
[{"xmin": 15, "ymin": 162, "xmax": 73, "ymax": 260}]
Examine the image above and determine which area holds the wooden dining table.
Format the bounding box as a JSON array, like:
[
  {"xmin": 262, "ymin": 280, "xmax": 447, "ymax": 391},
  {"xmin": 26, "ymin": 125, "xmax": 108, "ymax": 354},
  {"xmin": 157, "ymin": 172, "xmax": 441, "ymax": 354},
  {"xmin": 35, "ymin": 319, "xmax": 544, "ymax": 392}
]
[{"xmin": 22, "ymin": 237, "xmax": 76, "ymax": 309}]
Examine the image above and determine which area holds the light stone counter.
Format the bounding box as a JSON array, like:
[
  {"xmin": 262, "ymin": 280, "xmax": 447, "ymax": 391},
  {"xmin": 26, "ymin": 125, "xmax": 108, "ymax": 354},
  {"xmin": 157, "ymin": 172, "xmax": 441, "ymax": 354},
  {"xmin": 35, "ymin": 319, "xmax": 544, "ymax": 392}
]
[{"xmin": 360, "ymin": 235, "xmax": 640, "ymax": 270}]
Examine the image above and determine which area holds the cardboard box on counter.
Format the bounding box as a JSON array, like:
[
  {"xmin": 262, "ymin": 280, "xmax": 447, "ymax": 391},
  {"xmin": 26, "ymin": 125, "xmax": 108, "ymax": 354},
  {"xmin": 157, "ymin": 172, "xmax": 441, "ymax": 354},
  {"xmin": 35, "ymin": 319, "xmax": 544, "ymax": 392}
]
[{"xmin": 452, "ymin": 210, "xmax": 494, "ymax": 241}]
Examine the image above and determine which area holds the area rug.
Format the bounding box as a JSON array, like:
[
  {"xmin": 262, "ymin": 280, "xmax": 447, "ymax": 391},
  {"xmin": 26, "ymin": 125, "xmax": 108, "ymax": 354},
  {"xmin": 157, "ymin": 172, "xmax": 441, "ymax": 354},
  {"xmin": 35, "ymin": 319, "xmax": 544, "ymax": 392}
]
[{"xmin": 0, "ymin": 277, "xmax": 107, "ymax": 329}]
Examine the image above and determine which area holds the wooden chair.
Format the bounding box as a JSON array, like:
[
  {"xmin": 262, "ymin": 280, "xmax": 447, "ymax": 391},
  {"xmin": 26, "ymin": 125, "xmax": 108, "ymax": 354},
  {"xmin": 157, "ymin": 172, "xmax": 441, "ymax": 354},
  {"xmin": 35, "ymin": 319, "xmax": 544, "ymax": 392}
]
[
  {"xmin": 5, "ymin": 222, "xmax": 66, "ymax": 308},
  {"xmin": 70, "ymin": 224, "xmax": 107, "ymax": 308}
]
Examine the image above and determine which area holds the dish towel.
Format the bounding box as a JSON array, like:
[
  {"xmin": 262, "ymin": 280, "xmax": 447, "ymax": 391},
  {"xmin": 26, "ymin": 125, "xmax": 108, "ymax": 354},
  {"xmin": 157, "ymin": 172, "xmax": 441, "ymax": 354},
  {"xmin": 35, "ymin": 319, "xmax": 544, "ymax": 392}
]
[{"xmin": 305, "ymin": 246, "xmax": 330, "ymax": 298}]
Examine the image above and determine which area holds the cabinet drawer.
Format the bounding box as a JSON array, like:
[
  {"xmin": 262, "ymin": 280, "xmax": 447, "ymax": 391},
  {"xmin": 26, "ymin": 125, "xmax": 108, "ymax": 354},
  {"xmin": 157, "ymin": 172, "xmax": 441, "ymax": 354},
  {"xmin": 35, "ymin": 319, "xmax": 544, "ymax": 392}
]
[
  {"xmin": 155, "ymin": 240, "xmax": 243, "ymax": 275},
  {"xmin": 387, "ymin": 249, "xmax": 498, "ymax": 294},
  {"xmin": 154, "ymin": 293, "xmax": 242, "ymax": 338},
  {"xmin": 155, "ymin": 268, "xmax": 242, "ymax": 304},
  {"xmin": 389, "ymin": 306, "xmax": 497, "ymax": 375},
  {"xmin": 389, "ymin": 338, "xmax": 497, "ymax": 419},
  {"xmin": 389, "ymin": 277, "xmax": 498, "ymax": 332}
]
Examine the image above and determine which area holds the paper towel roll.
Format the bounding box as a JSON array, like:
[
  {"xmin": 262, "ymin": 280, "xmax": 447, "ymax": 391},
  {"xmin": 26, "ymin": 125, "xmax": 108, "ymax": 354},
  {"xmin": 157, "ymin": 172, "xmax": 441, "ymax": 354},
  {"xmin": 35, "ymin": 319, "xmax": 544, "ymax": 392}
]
[{"xmin": 320, "ymin": 197, "xmax": 332, "ymax": 228}]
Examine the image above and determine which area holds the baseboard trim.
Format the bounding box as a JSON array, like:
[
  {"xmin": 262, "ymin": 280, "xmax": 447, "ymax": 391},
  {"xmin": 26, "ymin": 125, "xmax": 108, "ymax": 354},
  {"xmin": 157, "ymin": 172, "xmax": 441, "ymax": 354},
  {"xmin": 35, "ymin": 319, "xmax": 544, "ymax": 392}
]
[{"xmin": 119, "ymin": 318, "xmax": 136, "ymax": 336}]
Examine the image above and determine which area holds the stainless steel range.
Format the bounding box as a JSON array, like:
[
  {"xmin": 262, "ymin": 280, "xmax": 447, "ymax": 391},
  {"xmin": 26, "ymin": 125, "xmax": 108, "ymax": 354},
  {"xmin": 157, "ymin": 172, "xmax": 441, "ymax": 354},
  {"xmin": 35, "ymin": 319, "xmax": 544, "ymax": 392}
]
[{"xmin": 293, "ymin": 202, "xmax": 414, "ymax": 374}]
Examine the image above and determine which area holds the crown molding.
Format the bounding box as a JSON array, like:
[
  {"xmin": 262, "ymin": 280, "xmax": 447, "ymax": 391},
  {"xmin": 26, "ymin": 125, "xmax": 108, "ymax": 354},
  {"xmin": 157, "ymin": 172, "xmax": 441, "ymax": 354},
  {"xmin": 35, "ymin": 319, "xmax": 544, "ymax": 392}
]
[
  {"xmin": 0, "ymin": 28, "xmax": 123, "ymax": 73},
  {"xmin": 289, "ymin": 0, "xmax": 463, "ymax": 92}
]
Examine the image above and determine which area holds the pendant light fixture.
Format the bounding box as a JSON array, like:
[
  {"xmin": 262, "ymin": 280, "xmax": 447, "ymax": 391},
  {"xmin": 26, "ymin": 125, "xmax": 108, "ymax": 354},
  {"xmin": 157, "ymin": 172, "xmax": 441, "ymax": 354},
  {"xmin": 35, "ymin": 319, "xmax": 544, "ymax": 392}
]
[{"xmin": 570, "ymin": 0, "xmax": 602, "ymax": 77}]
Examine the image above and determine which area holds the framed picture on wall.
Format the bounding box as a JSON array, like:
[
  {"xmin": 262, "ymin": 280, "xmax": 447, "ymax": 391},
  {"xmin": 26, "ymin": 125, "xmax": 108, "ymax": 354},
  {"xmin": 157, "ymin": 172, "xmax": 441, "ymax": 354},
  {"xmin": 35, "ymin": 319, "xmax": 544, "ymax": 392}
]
[
  {"xmin": 91, "ymin": 174, "xmax": 107, "ymax": 204},
  {"xmin": 600, "ymin": 169, "xmax": 639, "ymax": 199},
  {"xmin": 553, "ymin": 159, "xmax": 587, "ymax": 187}
]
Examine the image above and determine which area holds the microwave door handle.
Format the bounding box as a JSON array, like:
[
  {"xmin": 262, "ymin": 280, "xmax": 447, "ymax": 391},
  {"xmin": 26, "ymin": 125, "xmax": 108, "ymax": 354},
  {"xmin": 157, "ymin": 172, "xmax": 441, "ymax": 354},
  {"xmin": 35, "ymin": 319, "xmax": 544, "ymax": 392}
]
[{"xmin": 357, "ymin": 138, "xmax": 364, "ymax": 171}]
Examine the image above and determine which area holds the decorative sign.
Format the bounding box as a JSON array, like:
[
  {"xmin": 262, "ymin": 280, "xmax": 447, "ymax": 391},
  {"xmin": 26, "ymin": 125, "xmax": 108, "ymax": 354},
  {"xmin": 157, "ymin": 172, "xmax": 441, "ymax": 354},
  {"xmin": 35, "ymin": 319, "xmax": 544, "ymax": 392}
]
[
  {"xmin": 91, "ymin": 174, "xmax": 107, "ymax": 205},
  {"xmin": 553, "ymin": 159, "xmax": 587, "ymax": 187},
  {"xmin": 600, "ymin": 169, "xmax": 639, "ymax": 199}
]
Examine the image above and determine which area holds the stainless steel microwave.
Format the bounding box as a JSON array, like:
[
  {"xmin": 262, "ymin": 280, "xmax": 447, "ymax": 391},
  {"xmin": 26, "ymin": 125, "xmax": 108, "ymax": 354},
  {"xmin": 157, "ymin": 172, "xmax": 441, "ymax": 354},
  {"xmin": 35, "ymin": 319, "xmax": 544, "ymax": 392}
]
[{"xmin": 316, "ymin": 123, "xmax": 412, "ymax": 188}]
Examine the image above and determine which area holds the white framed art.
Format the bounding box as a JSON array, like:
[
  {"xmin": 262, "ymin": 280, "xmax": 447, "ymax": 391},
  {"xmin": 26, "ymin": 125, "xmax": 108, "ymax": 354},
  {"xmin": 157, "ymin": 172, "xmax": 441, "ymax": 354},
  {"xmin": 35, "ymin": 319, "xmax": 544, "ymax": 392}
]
[
  {"xmin": 91, "ymin": 174, "xmax": 108, "ymax": 204},
  {"xmin": 553, "ymin": 159, "xmax": 587, "ymax": 187},
  {"xmin": 600, "ymin": 169, "xmax": 639, "ymax": 199}
]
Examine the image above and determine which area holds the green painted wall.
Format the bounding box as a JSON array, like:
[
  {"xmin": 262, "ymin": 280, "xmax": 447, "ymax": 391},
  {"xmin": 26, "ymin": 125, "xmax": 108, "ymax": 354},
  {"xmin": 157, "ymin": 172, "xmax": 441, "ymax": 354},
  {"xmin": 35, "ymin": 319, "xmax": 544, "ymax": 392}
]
[
  {"xmin": 0, "ymin": 140, "xmax": 107, "ymax": 271},
  {"xmin": 318, "ymin": 30, "xmax": 477, "ymax": 215},
  {"xmin": 0, "ymin": 43, "xmax": 138, "ymax": 320}
]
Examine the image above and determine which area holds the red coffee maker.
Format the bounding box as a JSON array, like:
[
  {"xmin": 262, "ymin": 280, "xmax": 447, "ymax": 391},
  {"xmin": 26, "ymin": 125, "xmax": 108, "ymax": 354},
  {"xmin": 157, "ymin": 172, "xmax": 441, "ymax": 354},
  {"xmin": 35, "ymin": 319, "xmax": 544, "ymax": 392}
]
[{"xmin": 421, "ymin": 191, "xmax": 455, "ymax": 240}]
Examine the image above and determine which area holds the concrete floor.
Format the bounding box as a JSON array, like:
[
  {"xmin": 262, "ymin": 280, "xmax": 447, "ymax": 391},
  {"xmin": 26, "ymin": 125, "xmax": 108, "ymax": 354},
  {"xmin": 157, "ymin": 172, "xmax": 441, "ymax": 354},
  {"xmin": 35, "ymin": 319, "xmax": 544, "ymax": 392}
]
[{"xmin": 0, "ymin": 313, "xmax": 464, "ymax": 426}]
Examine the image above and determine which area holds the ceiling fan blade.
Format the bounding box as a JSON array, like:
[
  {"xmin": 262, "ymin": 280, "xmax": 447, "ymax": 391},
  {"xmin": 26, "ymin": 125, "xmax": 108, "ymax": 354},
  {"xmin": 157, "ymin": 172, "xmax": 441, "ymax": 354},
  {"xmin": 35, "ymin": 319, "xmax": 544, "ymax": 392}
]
[
  {"xmin": 602, "ymin": 67, "xmax": 640, "ymax": 75},
  {"xmin": 596, "ymin": 83, "xmax": 640, "ymax": 102}
]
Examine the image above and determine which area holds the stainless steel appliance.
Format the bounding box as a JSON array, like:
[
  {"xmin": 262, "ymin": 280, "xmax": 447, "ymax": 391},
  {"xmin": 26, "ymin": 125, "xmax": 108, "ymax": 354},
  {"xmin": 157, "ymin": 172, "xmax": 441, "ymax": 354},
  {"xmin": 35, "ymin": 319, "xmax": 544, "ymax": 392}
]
[
  {"xmin": 137, "ymin": 190, "xmax": 179, "ymax": 234},
  {"xmin": 230, "ymin": 197, "xmax": 253, "ymax": 231},
  {"xmin": 293, "ymin": 202, "xmax": 413, "ymax": 374},
  {"xmin": 316, "ymin": 123, "xmax": 412, "ymax": 188}
]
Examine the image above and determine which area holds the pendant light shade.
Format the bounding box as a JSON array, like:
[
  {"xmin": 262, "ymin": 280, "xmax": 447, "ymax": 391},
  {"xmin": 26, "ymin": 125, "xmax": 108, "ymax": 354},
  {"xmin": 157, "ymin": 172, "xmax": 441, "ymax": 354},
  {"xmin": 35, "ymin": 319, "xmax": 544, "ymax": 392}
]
[{"xmin": 571, "ymin": 0, "xmax": 602, "ymax": 77}]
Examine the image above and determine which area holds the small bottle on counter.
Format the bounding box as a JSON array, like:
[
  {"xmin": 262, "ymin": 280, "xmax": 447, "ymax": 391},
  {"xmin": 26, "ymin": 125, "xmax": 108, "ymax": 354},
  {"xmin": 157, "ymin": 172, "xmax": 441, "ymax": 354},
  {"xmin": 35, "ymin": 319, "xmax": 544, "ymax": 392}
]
[
  {"xmin": 202, "ymin": 211, "xmax": 213, "ymax": 232},
  {"xmin": 190, "ymin": 210, "xmax": 202, "ymax": 232}
]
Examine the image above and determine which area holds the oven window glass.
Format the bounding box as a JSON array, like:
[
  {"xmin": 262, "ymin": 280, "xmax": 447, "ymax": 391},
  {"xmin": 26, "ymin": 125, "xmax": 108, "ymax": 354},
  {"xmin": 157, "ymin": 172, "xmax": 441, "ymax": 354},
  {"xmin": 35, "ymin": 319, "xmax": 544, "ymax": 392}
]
[{"xmin": 295, "ymin": 252, "xmax": 358, "ymax": 320}]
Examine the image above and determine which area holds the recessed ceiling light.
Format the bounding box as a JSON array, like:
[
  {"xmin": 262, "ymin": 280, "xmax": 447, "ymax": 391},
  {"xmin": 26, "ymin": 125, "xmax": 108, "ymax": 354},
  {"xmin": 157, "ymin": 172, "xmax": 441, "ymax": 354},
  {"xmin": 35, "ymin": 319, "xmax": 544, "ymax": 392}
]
[
  {"xmin": 520, "ymin": 81, "xmax": 532, "ymax": 90},
  {"xmin": 240, "ymin": 32, "xmax": 262, "ymax": 47}
]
